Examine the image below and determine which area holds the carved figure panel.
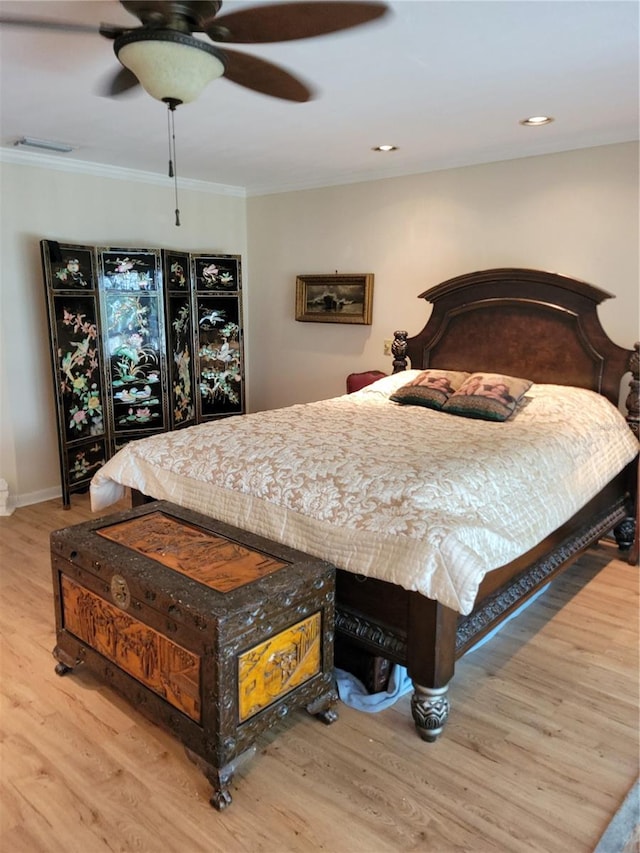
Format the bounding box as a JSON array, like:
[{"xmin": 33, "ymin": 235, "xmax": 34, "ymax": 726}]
[
  {"xmin": 61, "ymin": 574, "xmax": 201, "ymax": 721},
  {"xmin": 97, "ymin": 512, "xmax": 288, "ymax": 592},
  {"xmin": 238, "ymin": 612, "xmax": 321, "ymax": 722}
]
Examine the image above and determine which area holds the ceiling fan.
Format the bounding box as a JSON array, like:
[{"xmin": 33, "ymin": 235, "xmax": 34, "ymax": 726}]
[
  {"xmin": 2, "ymin": 1, "xmax": 389, "ymax": 226},
  {"xmin": 0, "ymin": 1, "xmax": 390, "ymax": 105}
]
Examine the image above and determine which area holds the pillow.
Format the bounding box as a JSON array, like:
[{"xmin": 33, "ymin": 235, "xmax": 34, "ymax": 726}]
[
  {"xmin": 346, "ymin": 370, "xmax": 388, "ymax": 394},
  {"xmin": 443, "ymin": 372, "xmax": 533, "ymax": 421},
  {"xmin": 390, "ymin": 369, "xmax": 470, "ymax": 410},
  {"xmin": 348, "ymin": 369, "xmax": 424, "ymax": 399}
]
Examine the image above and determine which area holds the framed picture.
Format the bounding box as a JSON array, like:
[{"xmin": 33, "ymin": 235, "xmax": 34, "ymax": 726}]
[{"xmin": 295, "ymin": 274, "xmax": 374, "ymax": 324}]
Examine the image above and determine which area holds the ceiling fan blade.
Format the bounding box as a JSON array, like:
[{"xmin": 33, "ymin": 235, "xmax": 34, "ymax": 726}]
[
  {"xmin": 99, "ymin": 24, "xmax": 130, "ymax": 40},
  {"xmin": 206, "ymin": 1, "xmax": 389, "ymax": 44},
  {"xmin": 99, "ymin": 66, "xmax": 141, "ymax": 98},
  {"xmin": 0, "ymin": 15, "xmax": 101, "ymax": 34},
  {"xmin": 0, "ymin": 15, "xmax": 127, "ymax": 39},
  {"xmin": 223, "ymin": 49, "xmax": 313, "ymax": 102}
]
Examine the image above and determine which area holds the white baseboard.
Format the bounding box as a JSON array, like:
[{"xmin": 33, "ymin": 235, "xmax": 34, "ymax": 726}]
[
  {"xmin": 4, "ymin": 485, "xmax": 63, "ymax": 515},
  {"xmin": 0, "ymin": 479, "xmax": 10, "ymax": 516}
]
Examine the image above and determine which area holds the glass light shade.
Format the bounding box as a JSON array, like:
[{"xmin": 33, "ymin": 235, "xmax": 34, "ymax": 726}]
[{"xmin": 116, "ymin": 32, "xmax": 225, "ymax": 104}]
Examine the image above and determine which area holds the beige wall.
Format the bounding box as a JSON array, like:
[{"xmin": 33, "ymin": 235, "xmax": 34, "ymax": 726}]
[
  {"xmin": 0, "ymin": 159, "xmax": 247, "ymax": 508},
  {"xmin": 1, "ymin": 141, "xmax": 638, "ymax": 506},
  {"xmin": 246, "ymin": 142, "xmax": 639, "ymax": 412}
]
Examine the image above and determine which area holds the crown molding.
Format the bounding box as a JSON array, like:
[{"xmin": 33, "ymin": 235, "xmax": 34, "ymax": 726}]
[{"xmin": 0, "ymin": 147, "xmax": 246, "ymax": 197}]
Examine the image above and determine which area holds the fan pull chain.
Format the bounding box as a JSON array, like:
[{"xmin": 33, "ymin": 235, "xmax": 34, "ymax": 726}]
[
  {"xmin": 167, "ymin": 102, "xmax": 181, "ymax": 227},
  {"xmin": 167, "ymin": 106, "xmax": 174, "ymax": 178}
]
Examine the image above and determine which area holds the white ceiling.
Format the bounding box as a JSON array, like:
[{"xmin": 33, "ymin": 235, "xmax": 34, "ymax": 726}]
[{"xmin": 1, "ymin": 0, "xmax": 638, "ymax": 195}]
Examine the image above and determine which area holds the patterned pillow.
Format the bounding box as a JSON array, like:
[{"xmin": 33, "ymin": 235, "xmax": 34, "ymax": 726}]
[
  {"xmin": 443, "ymin": 372, "xmax": 533, "ymax": 421},
  {"xmin": 390, "ymin": 369, "xmax": 470, "ymax": 410}
]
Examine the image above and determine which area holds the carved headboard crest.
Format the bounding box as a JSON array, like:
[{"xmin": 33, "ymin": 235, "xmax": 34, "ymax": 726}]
[{"xmin": 391, "ymin": 268, "xmax": 637, "ymax": 427}]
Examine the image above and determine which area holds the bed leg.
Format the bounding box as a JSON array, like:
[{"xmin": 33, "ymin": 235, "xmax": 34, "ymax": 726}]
[
  {"xmin": 410, "ymin": 683, "xmax": 450, "ymax": 742},
  {"xmin": 613, "ymin": 516, "xmax": 635, "ymax": 552},
  {"xmin": 406, "ymin": 593, "xmax": 456, "ymax": 742}
]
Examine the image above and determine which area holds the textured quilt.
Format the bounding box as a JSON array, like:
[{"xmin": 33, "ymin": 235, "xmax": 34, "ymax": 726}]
[{"xmin": 91, "ymin": 372, "xmax": 638, "ymax": 614}]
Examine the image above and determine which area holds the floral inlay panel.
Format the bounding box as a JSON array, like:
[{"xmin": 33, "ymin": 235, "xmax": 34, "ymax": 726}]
[
  {"xmin": 164, "ymin": 251, "xmax": 196, "ymax": 429},
  {"xmin": 193, "ymin": 255, "xmax": 239, "ymax": 291},
  {"xmin": 99, "ymin": 250, "xmax": 167, "ymax": 437},
  {"xmin": 196, "ymin": 296, "xmax": 243, "ymax": 417},
  {"xmin": 53, "ymin": 296, "xmax": 105, "ymax": 442}
]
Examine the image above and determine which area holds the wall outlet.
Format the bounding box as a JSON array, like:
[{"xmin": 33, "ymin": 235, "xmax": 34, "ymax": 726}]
[{"xmin": 383, "ymin": 339, "xmax": 393, "ymax": 356}]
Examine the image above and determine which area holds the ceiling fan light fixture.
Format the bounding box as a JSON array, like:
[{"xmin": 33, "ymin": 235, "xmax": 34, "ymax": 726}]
[{"xmin": 115, "ymin": 30, "xmax": 226, "ymax": 105}]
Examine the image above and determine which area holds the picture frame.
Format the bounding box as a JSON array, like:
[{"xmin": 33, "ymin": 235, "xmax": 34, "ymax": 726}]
[{"xmin": 295, "ymin": 273, "xmax": 374, "ymax": 324}]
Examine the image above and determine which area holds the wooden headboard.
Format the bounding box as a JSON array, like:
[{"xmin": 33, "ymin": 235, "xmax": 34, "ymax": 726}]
[{"xmin": 391, "ymin": 268, "xmax": 638, "ymax": 418}]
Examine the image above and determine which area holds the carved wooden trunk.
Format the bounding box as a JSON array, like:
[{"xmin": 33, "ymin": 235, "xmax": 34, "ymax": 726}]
[{"xmin": 50, "ymin": 501, "xmax": 337, "ymax": 809}]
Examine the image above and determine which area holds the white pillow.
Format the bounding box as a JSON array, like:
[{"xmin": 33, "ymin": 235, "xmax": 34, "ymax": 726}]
[{"xmin": 348, "ymin": 370, "xmax": 424, "ymax": 399}]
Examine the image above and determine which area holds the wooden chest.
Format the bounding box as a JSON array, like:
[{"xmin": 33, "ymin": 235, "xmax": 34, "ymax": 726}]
[{"xmin": 50, "ymin": 501, "xmax": 337, "ymax": 809}]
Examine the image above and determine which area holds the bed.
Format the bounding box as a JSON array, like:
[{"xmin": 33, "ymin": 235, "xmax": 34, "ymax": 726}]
[{"xmin": 90, "ymin": 267, "xmax": 639, "ymax": 742}]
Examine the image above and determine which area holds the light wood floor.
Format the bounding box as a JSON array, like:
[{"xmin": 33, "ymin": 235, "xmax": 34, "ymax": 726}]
[{"xmin": 1, "ymin": 495, "xmax": 638, "ymax": 853}]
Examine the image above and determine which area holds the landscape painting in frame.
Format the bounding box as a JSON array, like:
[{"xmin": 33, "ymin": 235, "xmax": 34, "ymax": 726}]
[{"xmin": 295, "ymin": 274, "xmax": 374, "ymax": 324}]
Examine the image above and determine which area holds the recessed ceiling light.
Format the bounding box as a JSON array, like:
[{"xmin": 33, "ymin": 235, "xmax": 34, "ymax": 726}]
[
  {"xmin": 519, "ymin": 116, "xmax": 554, "ymax": 127},
  {"xmin": 372, "ymin": 144, "xmax": 398, "ymax": 152}
]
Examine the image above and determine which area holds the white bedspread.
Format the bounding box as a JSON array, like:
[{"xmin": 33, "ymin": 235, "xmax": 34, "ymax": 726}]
[{"xmin": 91, "ymin": 373, "xmax": 638, "ymax": 615}]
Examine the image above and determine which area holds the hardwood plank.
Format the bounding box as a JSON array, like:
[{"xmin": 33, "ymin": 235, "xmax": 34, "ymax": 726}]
[{"xmin": 0, "ymin": 496, "xmax": 637, "ymax": 852}]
